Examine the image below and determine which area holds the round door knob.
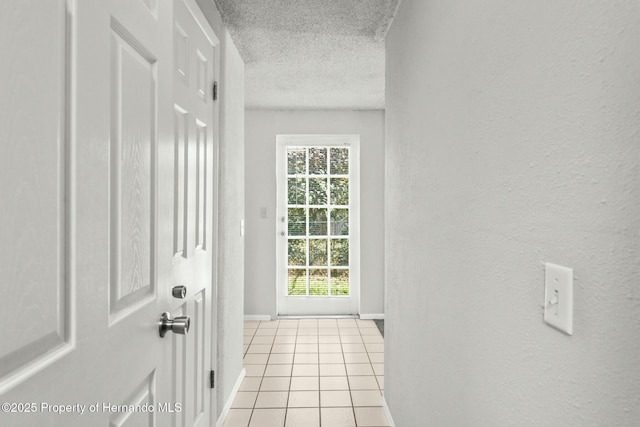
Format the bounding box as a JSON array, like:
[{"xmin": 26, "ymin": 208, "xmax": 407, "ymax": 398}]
[
  {"xmin": 172, "ymin": 285, "xmax": 187, "ymax": 299},
  {"xmin": 159, "ymin": 312, "xmax": 191, "ymax": 338}
]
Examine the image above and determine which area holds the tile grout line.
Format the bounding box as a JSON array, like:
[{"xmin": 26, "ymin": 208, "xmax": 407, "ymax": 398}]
[
  {"xmin": 316, "ymin": 321, "xmax": 321, "ymax": 427},
  {"xmin": 316, "ymin": 320, "xmax": 322, "ymax": 426},
  {"xmin": 245, "ymin": 320, "xmax": 259, "ymax": 427},
  {"xmin": 350, "ymin": 323, "xmax": 359, "ymax": 427},
  {"xmin": 360, "ymin": 322, "xmax": 383, "ymax": 398},
  {"xmin": 280, "ymin": 320, "xmax": 290, "ymax": 427}
]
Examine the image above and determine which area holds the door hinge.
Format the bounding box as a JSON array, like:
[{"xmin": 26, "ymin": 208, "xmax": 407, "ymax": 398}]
[
  {"xmin": 212, "ymin": 81, "xmax": 218, "ymax": 101},
  {"xmin": 210, "ymin": 370, "xmax": 215, "ymax": 389}
]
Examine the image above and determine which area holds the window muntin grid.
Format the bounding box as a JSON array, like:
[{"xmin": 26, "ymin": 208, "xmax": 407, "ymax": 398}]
[{"xmin": 286, "ymin": 146, "xmax": 350, "ymax": 297}]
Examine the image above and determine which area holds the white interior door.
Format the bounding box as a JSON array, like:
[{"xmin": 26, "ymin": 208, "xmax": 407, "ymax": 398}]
[
  {"xmin": 276, "ymin": 135, "xmax": 360, "ymax": 316},
  {"xmin": 0, "ymin": 0, "xmax": 216, "ymax": 425},
  {"xmin": 169, "ymin": 1, "xmax": 218, "ymax": 426}
]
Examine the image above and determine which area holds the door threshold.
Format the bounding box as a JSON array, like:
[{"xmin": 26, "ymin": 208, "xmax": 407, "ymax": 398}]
[{"xmin": 277, "ymin": 315, "xmax": 360, "ymax": 319}]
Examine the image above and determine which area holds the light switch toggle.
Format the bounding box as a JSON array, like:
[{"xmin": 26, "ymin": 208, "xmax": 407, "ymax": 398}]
[
  {"xmin": 548, "ymin": 290, "xmax": 558, "ymax": 305},
  {"xmin": 547, "ymin": 289, "xmax": 559, "ymax": 315}
]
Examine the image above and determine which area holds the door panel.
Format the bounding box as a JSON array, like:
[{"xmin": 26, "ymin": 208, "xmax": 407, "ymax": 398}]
[
  {"xmin": 109, "ymin": 373, "xmax": 156, "ymax": 427},
  {"xmin": 109, "ymin": 18, "xmax": 156, "ymax": 317},
  {"xmin": 173, "ymin": 105, "xmax": 188, "ymax": 257},
  {"xmin": 196, "ymin": 121, "xmax": 208, "ymax": 250},
  {"xmin": 0, "ymin": 0, "xmax": 72, "ymax": 395}
]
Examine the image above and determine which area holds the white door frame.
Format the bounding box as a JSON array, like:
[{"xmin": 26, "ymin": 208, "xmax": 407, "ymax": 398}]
[{"xmin": 276, "ymin": 134, "xmax": 361, "ymax": 316}]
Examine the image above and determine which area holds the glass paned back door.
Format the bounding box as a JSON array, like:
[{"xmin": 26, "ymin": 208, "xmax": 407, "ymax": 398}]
[{"xmin": 277, "ymin": 135, "xmax": 359, "ymax": 316}]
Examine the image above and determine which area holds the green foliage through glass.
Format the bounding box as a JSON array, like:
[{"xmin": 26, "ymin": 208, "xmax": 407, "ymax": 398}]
[
  {"xmin": 288, "ymin": 239, "xmax": 306, "ymax": 266},
  {"xmin": 288, "ymin": 178, "xmax": 306, "ymax": 205},
  {"xmin": 287, "ymin": 149, "xmax": 306, "ymax": 175},
  {"xmin": 288, "ymin": 208, "xmax": 306, "ymax": 236},
  {"xmin": 309, "ymin": 148, "xmax": 327, "ymax": 175},
  {"xmin": 285, "ymin": 145, "xmax": 351, "ymax": 297},
  {"xmin": 309, "ymin": 239, "xmax": 328, "ymax": 266},
  {"xmin": 309, "ymin": 208, "xmax": 327, "ymax": 236},
  {"xmin": 330, "ymin": 208, "xmax": 349, "ymax": 235},
  {"xmin": 330, "ymin": 239, "xmax": 349, "ymax": 266},
  {"xmin": 330, "ymin": 148, "xmax": 349, "ymax": 175},
  {"xmin": 288, "ymin": 269, "xmax": 306, "ymax": 295},
  {"xmin": 309, "ymin": 269, "xmax": 329, "ymax": 295},
  {"xmin": 309, "ymin": 178, "xmax": 327, "ymax": 205},
  {"xmin": 330, "ymin": 178, "xmax": 349, "ymax": 205},
  {"xmin": 330, "ymin": 269, "xmax": 349, "ymax": 295}
]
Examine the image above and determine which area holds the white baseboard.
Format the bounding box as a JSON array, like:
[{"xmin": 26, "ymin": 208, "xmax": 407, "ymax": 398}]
[
  {"xmin": 277, "ymin": 315, "xmax": 358, "ymax": 319},
  {"xmin": 359, "ymin": 313, "xmax": 385, "ymax": 320},
  {"xmin": 244, "ymin": 315, "xmax": 272, "ymax": 321},
  {"xmin": 247, "ymin": 314, "xmax": 384, "ymax": 320},
  {"xmin": 216, "ymin": 368, "xmax": 246, "ymax": 427},
  {"xmin": 382, "ymin": 395, "xmax": 396, "ymax": 427}
]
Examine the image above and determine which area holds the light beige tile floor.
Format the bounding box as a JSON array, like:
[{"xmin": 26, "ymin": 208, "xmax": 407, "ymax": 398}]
[{"xmin": 225, "ymin": 318, "xmax": 389, "ymax": 427}]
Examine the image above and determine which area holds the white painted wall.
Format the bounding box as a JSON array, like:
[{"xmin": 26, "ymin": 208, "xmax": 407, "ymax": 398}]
[
  {"xmin": 385, "ymin": 1, "xmax": 640, "ymax": 426},
  {"xmin": 196, "ymin": 0, "xmax": 245, "ymax": 419},
  {"xmin": 245, "ymin": 110, "xmax": 385, "ymax": 317}
]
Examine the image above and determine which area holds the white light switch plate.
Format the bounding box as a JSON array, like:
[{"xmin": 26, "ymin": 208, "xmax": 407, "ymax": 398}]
[{"xmin": 544, "ymin": 263, "xmax": 573, "ymax": 335}]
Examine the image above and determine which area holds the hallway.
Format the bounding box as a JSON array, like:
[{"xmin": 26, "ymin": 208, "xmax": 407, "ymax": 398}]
[{"xmin": 223, "ymin": 318, "xmax": 388, "ymax": 427}]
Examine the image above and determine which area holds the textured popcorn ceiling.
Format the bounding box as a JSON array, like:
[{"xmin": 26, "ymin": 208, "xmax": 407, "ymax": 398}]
[{"xmin": 213, "ymin": 0, "xmax": 400, "ymax": 109}]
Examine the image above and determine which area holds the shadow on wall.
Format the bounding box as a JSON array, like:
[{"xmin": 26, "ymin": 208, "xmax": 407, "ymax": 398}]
[{"xmin": 374, "ymin": 319, "xmax": 384, "ymax": 337}]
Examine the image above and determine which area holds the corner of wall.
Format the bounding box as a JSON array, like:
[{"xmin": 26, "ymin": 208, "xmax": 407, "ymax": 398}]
[
  {"xmin": 214, "ymin": 6, "xmax": 246, "ymax": 419},
  {"xmin": 215, "ymin": 368, "xmax": 246, "ymax": 427}
]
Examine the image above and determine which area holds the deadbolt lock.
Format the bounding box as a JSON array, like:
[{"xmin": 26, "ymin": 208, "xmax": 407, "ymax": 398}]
[{"xmin": 172, "ymin": 285, "xmax": 187, "ymax": 299}]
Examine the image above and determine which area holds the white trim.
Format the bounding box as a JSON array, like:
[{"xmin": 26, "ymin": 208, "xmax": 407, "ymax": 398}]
[
  {"xmin": 278, "ymin": 315, "xmax": 358, "ymax": 319},
  {"xmin": 359, "ymin": 313, "xmax": 385, "ymax": 320},
  {"xmin": 244, "ymin": 314, "xmax": 273, "ymax": 321},
  {"xmin": 382, "ymin": 395, "xmax": 397, "ymax": 427},
  {"xmin": 216, "ymin": 368, "xmax": 246, "ymax": 427}
]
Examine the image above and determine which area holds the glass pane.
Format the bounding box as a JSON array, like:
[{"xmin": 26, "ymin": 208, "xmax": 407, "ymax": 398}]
[
  {"xmin": 330, "ymin": 239, "xmax": 349, "ymax": 266},
  {"xmin": 288, "ymin": 208, "xmax": 306, "ymax": 236},
  {"xmin": 288, "ymin": 269, "xmax": 307, "ymax": 295},
  {"xmin": 309, "ymin": 208, "xmax": 327, "ymax": 236},
  {"xmin": 330, "ymin": 269, "xmax": 349, "ymax": 296},
  {"xmin": 288, "ymin": 239, "xmax": 306, "ymax": 266},
  {"xmin": 309, "ymin": 238, "xmax": 328, "ymax": 266},
  {"xmin": 330, "ymin": 178, "xmax": 349, "ymax": 205},
  {"xmin": 288, "ymin": 178, "xmax": 306, "ymax": 205},
  {"xmin": 309, "ymin": 148, "xmax": 327, "ymax": 175},
  {"xmin": 287, "ymin": 148, "xmax": 306, "ymax": 175},
  {"xmin": 309, "ymin": 269, "xmax": 329, "ymax": 295},
  {"xmin": 330, "ymin": 147, "xmax": 349, "ymax": 175},
  {"xmin": 309, "ymin": 178, "xmax": 327, "ymax": 205},
  {"xmin": 330, "ymin": 208, "xmax": 349, "ymax": 236}
]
